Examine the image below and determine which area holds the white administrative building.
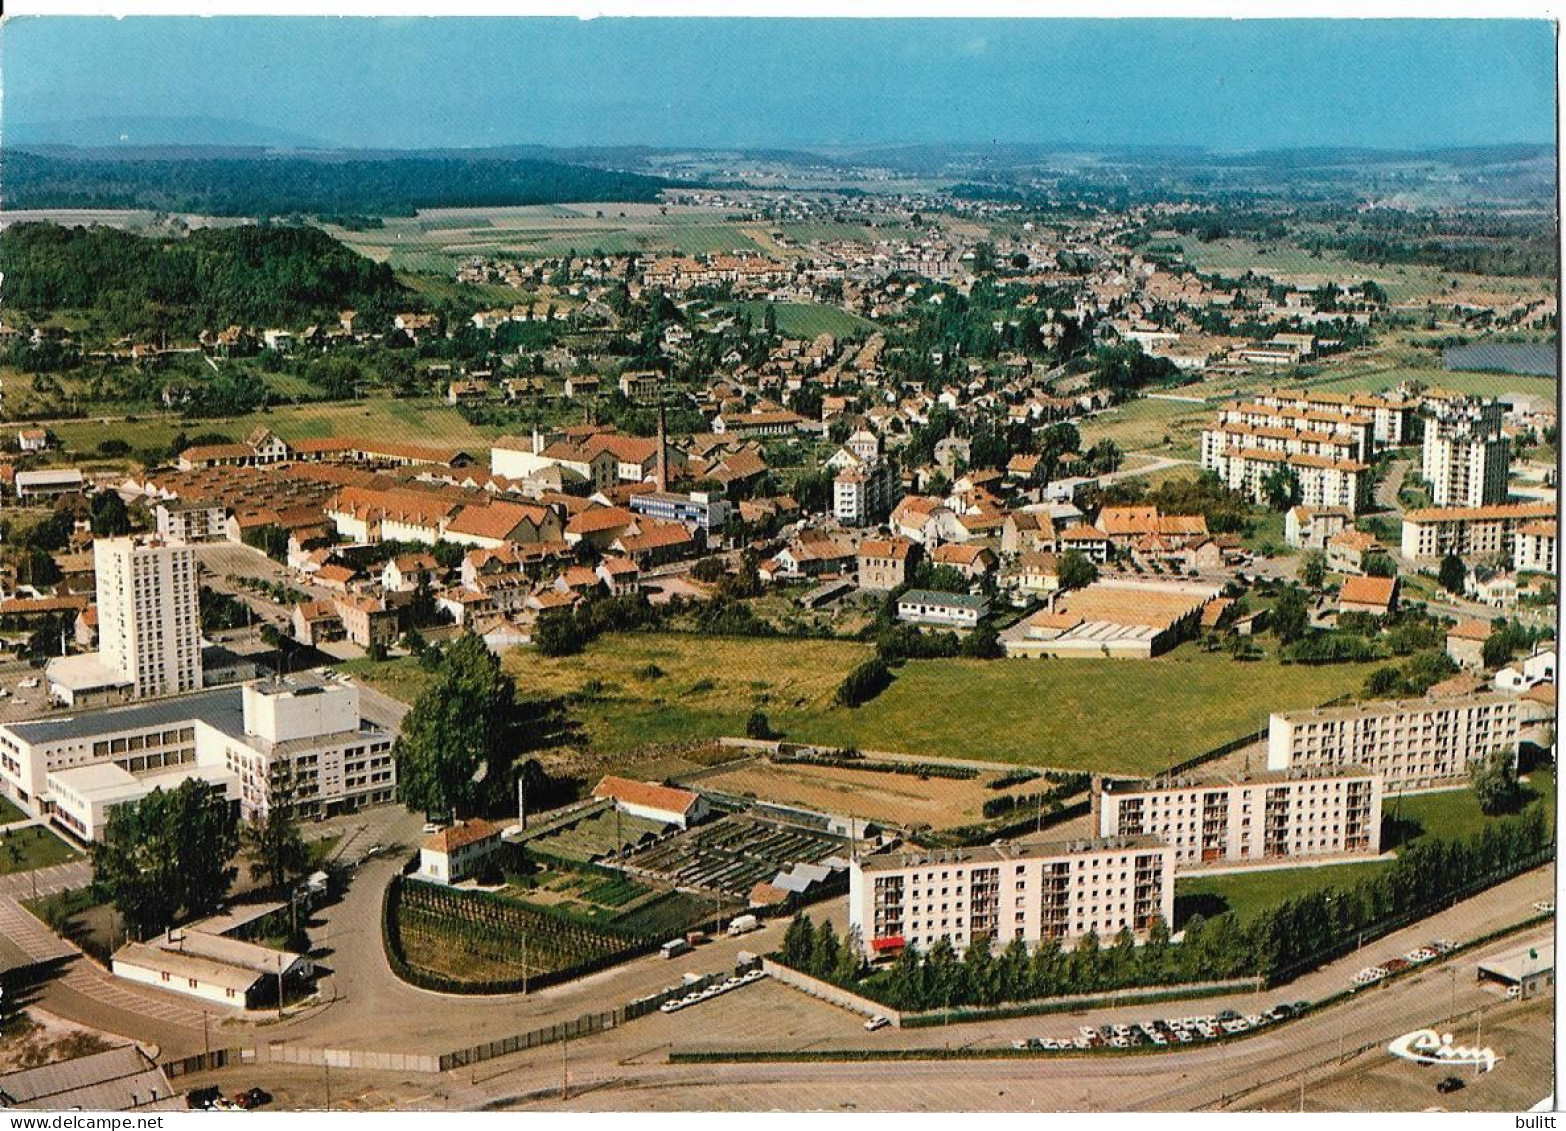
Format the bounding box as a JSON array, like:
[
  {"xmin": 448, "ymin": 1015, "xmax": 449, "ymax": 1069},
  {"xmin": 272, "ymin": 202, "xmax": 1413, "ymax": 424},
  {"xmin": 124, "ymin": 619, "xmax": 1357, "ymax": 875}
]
[{"xmin": 0, "ymin": 674, "xmax": 393, "ymax": 840}]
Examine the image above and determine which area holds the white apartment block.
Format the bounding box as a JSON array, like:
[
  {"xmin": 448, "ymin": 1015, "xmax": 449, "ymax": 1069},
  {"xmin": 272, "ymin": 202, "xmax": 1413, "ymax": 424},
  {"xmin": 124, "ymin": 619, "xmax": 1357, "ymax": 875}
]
[
  {"xmin": 1514, "ymin": 519, "xmax": 1558, "ymax": 575},
  {"xmin": 1203, "ymin": 445, "xmax": 1370, "ymax": 514},
  {"xmin": 1421, "ymin": 397, "xmax": 1509, "ymax": 509},
  {"xmin": 95, "ymin": 536, "xmax": 203, "ymax": 699},
  {"xmin": 1250, "ymin": 388, "xmax": 1420, "ymax": 449},
  {"xmin": 154, "ymin": 499, "xmax": 229, "ymax": 545},
  {"xmin": 1094, "ymin": 768, "xmax": 1382, "ymax": 872},
  {"xmin": 1267, "ymin": 692, "xmax": 1521, "ymax": 790},
  {"xmin": 850, "ymin": 837, "xmax": 1174, "ymax": 957},
  {"xmin": 0, "ymin": 676, "xmax": 394, "ymax": 840},
  {"xmin": 834, "ymin": 461, "xmax": 900, "ymax": 527},
  {"xmin": 1213, "ymin": 402, "xmax": 1375, "ymax": 463},
  {"xmin": 1399, "ymin": 503, "xmax": 1557, "ymax": 563}
]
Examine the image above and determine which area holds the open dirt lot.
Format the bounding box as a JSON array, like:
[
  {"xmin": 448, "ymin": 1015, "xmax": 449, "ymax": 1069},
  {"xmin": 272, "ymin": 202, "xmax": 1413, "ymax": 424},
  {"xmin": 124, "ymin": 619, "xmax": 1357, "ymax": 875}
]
[{"xmin": 688, "ymin": 759, "xmax": 1053, "ymax": 830}]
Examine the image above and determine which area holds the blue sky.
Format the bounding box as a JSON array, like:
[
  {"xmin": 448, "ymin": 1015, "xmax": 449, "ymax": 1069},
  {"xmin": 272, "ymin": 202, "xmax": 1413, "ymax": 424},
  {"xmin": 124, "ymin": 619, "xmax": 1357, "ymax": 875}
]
[{"xmin": 2, "ymin": 18, "xmax": 1556, "ymax": 150}]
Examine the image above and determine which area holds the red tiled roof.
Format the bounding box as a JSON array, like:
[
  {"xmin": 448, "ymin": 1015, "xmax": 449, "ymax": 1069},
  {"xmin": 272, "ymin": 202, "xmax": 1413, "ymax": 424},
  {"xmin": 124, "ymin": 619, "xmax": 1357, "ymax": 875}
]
[{"xmin": 592, "ymin": 775, "xmax": 698, "ymax": 817}]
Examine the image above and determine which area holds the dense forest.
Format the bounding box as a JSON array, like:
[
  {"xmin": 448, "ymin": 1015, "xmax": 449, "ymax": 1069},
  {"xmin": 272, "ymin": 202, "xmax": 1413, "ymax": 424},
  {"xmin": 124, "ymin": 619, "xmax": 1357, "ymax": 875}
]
[
  {"xmin": 1, "ymin": 222, "xmax": 409, "ymax": 333},
  {"xmin": 5, "ymin": 150, "xmax": 674, "ymax": 218}
]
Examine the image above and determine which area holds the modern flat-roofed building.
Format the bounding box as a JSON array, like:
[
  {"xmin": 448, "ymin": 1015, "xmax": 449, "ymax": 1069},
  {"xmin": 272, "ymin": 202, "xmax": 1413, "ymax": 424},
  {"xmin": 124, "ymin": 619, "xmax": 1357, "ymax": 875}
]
[
  {"xmin": 849, "ymin": 836, "xmax": 1174, "ymax": 958},
  {"xmin": 1399, "ymin": 503, "xmax": 1556, "ymax": 563},
  {"xmin": 1094, "ymin": 767, "xmax": 1382, "ymax": 871},
  {"xmin": 628, "ymin": 489, "xmax": 731, "ymax": 534},
  {"xmin": 1514, "ymin": 519, "xmax": 1558, "ymax": 575},
  {"xmin": 154, "ymin": 498, "xmax": 228, "ymax": 545},
  {"xmin": 0, "ymin": 676, "xmax": 394, "ymax": 835},
  {"xmin": 1267, "ymin": 691, "xmax": 1521, "ymax": 789}
]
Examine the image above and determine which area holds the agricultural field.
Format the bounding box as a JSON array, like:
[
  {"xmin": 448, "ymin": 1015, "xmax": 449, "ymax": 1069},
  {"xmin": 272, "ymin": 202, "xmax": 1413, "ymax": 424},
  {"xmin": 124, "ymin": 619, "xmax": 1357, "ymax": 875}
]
[
  {"xmin": 392, "ymin": 875, "xmax": 651, "ymax": 988},
  {"xmin": 1162, "ymin": 237, "xmax": 1551, "ymax": 306},
  {"xmin": 731, "ymin": 301, "xmax": 875, "ymax": 339},
  {"xmin": 687, "ymin": 757, "xmax": 1056, "ymax": 831},
  {"xmin": 51, "ymin": 397, "xmax": 504, "ymax": 459},
  {"xmin": 322, "ymin": 203, "xmax": 777, "ymax": 269}
]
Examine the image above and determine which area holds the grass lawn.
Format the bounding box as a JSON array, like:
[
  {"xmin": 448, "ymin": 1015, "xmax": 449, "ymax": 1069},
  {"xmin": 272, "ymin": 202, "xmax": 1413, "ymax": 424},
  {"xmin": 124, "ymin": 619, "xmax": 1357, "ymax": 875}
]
[
  {"xmin": 1385, "ymin": 769, "xmax": 1556, "ymax": 849},
  {"xmin": 0, "ymin": 825, "xmax": 81, "ymax": 876},
  {"xmin": 1175, "ymin": 861, "xmax": 1389, "ymax": 927},
  {"xmin": 0, "ymin": 795, "xmax": 27, "ymax": 825},
  {"xmin": 732, "ymin": 301, "xmax": 875, "ymax": 339},
  {"xmin": 1305, "ymin": 363, "xmax": 1557, "ymax": 404},
  {"xmin": 1175, "ymin": 770, "xmax": 1555, "ymax": 927}
]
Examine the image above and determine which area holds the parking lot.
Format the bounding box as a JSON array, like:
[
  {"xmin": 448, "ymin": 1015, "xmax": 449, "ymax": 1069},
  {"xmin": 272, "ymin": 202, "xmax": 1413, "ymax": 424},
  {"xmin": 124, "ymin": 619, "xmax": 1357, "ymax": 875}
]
[{"xmin": 0, "ymin": 658, "xmax": 56, "ymax": 724}]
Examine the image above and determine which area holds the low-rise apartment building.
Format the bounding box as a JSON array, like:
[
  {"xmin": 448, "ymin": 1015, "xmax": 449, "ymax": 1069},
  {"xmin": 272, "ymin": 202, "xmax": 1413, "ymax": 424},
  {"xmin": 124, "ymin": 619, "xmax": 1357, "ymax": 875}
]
[
  {"xmin": 1399, "ymin": 502, "xmax": 1557, "ymax": 563},
  {"xmin": 1094, "ymin": 768, "xmax": 1382, "ymax": 871},
  {"xmin": 849, "ymin": 836, "xmax": 1175, "ymax": 957},
  {"xmin": 1267, "ymin": 691, "xmax": 1521, "ymax": 789}
]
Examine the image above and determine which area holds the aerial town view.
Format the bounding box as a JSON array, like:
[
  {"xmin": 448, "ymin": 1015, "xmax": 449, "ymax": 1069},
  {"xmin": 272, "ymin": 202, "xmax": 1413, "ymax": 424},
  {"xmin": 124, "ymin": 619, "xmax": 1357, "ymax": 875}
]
[{"xmin": 0, "ymin": 13, "xmax": 1556, "ymax": 1117}]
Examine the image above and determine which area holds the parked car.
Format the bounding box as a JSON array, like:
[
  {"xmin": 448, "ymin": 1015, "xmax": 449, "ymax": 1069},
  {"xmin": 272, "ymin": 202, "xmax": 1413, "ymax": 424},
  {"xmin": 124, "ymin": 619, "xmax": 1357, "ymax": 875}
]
[
  {"xmin": 1533, "ymin": 901, "xmax": 1555, "ymax": 914},
  {"xmin": 233, "ymin": 1088, "xmax": 271, "ymax": 1110},
  {"xmin": 1437, "ymin": 1076, "xmax": 1466, "ymax": 1095},
  {"xmin": 864, "ymin": 1015, "xmax": 891, "ymax": 1032}
]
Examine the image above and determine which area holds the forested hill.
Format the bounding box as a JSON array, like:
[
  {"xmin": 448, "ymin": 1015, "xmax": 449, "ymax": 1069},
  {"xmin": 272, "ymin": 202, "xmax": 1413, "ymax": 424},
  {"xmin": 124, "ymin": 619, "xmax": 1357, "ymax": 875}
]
[
  {"xmin": 1, "ymin": 222, "xmax": 409, "ymax": 332},
  {"xmin": 4, "ymin": 149, "xmax": 675, "ymax": 217}
]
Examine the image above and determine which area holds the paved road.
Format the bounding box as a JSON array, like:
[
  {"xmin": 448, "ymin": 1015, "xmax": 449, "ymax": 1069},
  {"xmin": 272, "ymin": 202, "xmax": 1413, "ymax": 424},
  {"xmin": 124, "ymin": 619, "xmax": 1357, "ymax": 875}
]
[
  {"xmin": 0, "ymin": 858, "xmax": 90, "ymax": 900},
  {"xmin": 1375, "ymin": 458, "xmax": 1410, "ymax": 514}
]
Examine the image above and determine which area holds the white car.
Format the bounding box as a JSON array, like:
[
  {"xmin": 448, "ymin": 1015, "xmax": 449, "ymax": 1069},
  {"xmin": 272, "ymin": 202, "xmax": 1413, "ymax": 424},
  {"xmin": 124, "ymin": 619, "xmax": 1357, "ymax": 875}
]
[
  {"xmin": 18, "ymin": 678, "xmax": 38, "ymax": 689},
  {"xmin": 659, "ymin": 1000, "xmax": 683, "ymax": 1014},
  {"xmin": 1533, "ymin": 901, "xmax": 1555, "ymax": 914},
  {"xmin": 864, "ymin": 1015, "xmax": 891, "ymax": 1032}
]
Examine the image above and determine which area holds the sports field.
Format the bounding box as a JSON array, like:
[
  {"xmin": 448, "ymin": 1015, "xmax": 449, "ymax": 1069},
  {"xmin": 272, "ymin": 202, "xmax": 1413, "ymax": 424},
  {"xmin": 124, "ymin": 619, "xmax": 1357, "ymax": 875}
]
[{"xmin": 732, "ymin": 301, "xmax": 875, "ymax": 339}]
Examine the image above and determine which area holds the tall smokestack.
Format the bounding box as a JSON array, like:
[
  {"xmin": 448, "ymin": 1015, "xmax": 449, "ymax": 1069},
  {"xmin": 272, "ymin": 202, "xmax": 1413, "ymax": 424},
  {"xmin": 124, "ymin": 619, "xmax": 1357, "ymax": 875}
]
[{"xmin": 655, "ymin": 395, "xmax": 668, "ymax": 492}]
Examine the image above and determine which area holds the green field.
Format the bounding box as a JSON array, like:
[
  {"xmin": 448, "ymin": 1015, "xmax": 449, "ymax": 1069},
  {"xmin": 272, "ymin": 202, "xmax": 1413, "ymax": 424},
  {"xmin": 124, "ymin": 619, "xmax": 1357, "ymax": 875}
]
[
  {"xmin": 325, "ymin": 204, "xmax": 777, "ymax": 267},
  {"xmin": 1077, "ymin": 397, "xmax": 1210, "ymax": 457},
  {"xmin": 53, "ymin": 397, "xmax": 503, "ymax": 458},
  {"xmin": 1387, "ymin": 770, "xmax": 1556, "ymax": 848},
  {"xmin": 1305, "ymin": 364, "xmax": 1557, "ymax": 403},
  {"xmin": 733, "ymin": 301, "xmax": 876, "ymax": 339},
  {"xmin": 1165, "ymin": 238, "xmax": 1550, "ymax": 305},
  {"xmin": 0, "ymin": 825, "xmax": 80, "ymax": 876},
  {"xmin": 1176, "ymin": 771, "xmax": 1555, "ymax": 926},
  {"xmin": 0, "ymin": 795, "xmax": 26, "ymax": 825},
  {"xmin": 352, "ymin": 634, "xmax": 1373, "ymax": 774},
  {"xmin": 1176, "ymin": 861, "xmax": 1389, "ymax": 927}
]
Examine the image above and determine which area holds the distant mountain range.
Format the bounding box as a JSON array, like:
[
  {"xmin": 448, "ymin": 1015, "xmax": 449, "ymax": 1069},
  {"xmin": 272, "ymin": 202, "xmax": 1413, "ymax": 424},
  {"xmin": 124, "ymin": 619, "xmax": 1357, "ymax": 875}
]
[{"xmin": 5, "ymin": 115, "xmax": 333, "ymax": 150}]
